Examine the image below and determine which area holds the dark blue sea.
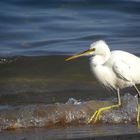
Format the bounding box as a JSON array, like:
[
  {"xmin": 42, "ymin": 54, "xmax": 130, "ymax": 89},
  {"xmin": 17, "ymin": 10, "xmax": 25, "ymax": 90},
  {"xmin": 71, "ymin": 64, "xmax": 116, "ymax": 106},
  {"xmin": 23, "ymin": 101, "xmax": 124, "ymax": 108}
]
[
  {"xmin": 0, "ymin": 0, "xmax": 140, "ymax": 139},
  {"xmin": 0, "ymin": 0, "xmax": 140, "ymax": 56}
]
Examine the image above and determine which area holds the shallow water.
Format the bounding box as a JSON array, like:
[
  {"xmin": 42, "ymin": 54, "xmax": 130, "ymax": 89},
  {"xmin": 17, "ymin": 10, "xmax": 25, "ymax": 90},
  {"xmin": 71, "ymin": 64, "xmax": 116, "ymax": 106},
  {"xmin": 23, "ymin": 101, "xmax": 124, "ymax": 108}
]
[
  {"xmin": 0, "ymin": 55, "xmax": 140, "ymax": 138},
  {"xmin": 0, "ymin": 93, "xmax": 138, "ymax": 131},
  {"xmin": 0, "ymin": 55, "xmax": 137, "ymax": 105},
  {"xmin": 0, "ymin": 55, "xmax": 110, "ymax": 105}
]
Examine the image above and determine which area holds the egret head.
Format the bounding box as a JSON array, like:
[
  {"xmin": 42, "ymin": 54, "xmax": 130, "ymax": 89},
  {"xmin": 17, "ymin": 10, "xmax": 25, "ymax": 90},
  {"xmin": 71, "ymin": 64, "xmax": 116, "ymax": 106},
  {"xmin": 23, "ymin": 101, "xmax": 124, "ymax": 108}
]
[{"xmin": 65, "ymin": 40, "xmax": 110, "ymax": 61}]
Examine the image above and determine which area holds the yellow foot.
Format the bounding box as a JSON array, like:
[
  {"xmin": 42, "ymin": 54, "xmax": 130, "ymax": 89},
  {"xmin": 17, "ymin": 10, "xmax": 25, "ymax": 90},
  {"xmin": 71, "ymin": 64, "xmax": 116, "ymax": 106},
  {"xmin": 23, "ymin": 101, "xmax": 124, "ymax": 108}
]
[
  {"xmin": 87, "ymin": 104, "xmax": 120, "ymax": 124},
  {"xmin": 87, "ymin": 109, "xmax": 101, "ymax": 124}
]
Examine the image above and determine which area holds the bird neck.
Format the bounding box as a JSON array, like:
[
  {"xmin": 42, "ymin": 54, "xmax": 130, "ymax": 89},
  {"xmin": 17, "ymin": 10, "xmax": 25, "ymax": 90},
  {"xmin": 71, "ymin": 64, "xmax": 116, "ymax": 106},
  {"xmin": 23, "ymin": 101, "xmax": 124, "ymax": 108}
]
[{"xmin": 90, "ymin": 51, "xmax": 110, "ymax": 66}]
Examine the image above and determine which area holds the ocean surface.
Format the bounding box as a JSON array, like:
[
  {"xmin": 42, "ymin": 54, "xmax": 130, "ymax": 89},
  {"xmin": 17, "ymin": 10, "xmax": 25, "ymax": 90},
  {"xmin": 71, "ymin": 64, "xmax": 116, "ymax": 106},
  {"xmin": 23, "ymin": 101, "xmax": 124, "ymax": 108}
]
[{"xmin": 0, "ymin": 0, "xmax": 140, "ymax": 139}]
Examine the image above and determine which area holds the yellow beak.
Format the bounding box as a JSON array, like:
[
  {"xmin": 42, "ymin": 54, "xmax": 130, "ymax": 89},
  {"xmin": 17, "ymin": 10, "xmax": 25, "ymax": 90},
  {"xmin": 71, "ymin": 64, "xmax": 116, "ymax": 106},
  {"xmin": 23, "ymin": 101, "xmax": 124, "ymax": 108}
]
[{"xmin": 65, "ymin": 49, "xmax": 92, "ymax": 61}]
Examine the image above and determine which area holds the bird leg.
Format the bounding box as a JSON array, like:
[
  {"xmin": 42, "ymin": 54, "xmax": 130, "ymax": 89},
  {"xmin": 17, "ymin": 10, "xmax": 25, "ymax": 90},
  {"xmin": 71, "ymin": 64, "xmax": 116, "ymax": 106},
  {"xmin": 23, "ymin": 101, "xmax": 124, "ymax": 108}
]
[
  {"xmin": 87, "ymin": 89, "xmax": 121, "ymax": 124},
  {"xmin": 134, "ymin": 85, "xmax": 140, "ymax": 129}
]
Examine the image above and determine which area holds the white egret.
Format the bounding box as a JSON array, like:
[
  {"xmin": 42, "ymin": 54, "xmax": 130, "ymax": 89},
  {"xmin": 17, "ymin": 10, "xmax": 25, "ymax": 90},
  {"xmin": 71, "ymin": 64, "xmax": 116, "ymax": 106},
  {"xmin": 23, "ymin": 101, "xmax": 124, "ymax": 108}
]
[{"xmin": 66, "ymin": 40, "xmax": 140, "ymax": 127}]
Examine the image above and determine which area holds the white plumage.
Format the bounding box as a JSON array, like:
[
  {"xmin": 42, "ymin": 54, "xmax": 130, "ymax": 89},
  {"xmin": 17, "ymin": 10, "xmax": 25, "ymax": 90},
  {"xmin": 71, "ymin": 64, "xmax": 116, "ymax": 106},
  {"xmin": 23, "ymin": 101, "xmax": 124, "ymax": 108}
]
[{"xmin": 89, "ymin": 41, "xmax": 140, "ymax": 90}]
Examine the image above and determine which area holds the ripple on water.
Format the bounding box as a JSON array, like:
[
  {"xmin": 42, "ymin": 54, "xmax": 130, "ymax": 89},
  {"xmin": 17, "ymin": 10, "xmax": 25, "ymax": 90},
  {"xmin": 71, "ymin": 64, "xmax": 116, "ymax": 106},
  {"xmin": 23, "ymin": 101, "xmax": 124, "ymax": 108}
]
[{"xmin": 0, "ymin": 93, "xmax": 138, "ymax": 131}]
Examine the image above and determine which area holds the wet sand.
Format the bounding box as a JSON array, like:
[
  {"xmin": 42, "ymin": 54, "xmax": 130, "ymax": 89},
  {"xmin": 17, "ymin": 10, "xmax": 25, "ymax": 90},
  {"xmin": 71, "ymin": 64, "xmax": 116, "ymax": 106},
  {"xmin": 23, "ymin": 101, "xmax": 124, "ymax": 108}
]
[{"xmin": 0, "ymin": 125, "xmax": 139, "ymax": 140}]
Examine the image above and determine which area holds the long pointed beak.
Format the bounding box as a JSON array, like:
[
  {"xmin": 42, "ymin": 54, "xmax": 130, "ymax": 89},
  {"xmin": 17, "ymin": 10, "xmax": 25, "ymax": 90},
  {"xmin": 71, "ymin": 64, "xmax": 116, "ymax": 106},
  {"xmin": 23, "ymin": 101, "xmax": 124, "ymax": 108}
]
[{"xmin": 65, "ymin": 49, "xmax": 91, "ymax": 61}]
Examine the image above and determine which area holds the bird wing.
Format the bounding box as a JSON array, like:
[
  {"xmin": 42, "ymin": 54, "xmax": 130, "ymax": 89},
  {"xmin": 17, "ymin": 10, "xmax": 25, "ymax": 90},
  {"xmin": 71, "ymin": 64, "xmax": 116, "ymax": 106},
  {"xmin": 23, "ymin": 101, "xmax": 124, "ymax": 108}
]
[{"xmin": 113, "ymin": 59, "xmax": 132, "ymax": 82}]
